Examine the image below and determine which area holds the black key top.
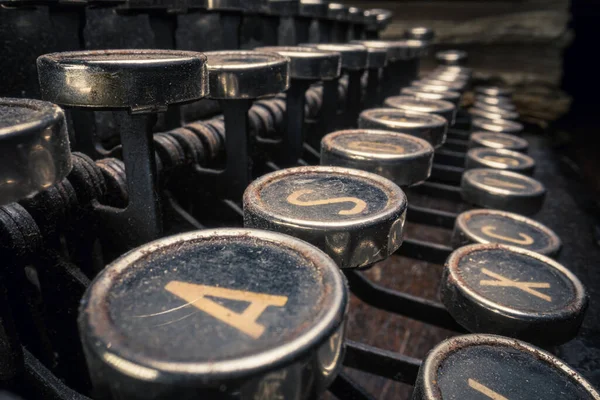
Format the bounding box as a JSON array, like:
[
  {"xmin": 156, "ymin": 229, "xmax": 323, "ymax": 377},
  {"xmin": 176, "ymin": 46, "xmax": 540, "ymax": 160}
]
[
  {"xmin": 401, "ymin": 86, "xmax": 461, "ymax": 106},
  {"xmin": 441, "ymin": 244, "xmax": 586, "ymax": 344},
  {"xmin": 469, "ymin": 106, "xmax": 520, "ymax": 121},
  {"xmin": 0, "ymin": 98, "xmax": 72, "ymax": 205},
  {"xmin": 37, "ymin": 50, "xmax": 208, "ymax": 112},
  {"xmin": 475, "ymin": 94, "xmax": 515, "ymax": 107},
  {"xmin": 405, "ymin": 26, "xmax": 435, "ymax": 42},
  {"xmin": 465, "ymin": 147, "xmax": 535, "ymax": 175},
  {"xmin": 471, "ymin": 117, "xmax": 524, "ymax": 135},
  {"xmin": 320, "ymin": 129, "xmax": 434, "ymax": 187},
  {"xmin": 475, "ymin": 85, "xmax": 514, "ymax": 98},
  {"xmin": 243, "ymin": 166, "xmax": 407, "ymax": 268},
  {"xmin": 473, "ymin": 100, "xmax": 517, "ymax": 112},
  {"xmin": 435, "ymin": 49, "xmax": 468, "ymax": 66},
  {"xmin": 452, "ymin": 209, "xmax": 562, "ymax": 256},
  {"xmin": 461, "ymin": 168, "xmax": 546, "ymax": 215},
  {"xmin": 413, "ymin": 334, "xmax": 600, "ymax": 399},
  {"xmin": 79, "ymin": 228, "xmax": 348, "ymax": 400},
  {"xmin": 469, "ymin": 131, "xmax": 529, "ymax": 152},
  {"xmin": 384, "ymin": 95, "xmax": 456, "ymax": 126},
  {"xmin": 358, "ymin": 108, "xmax": 448, "ymax": 148},
  {"xmin": 413, "ymin": 78, "xmax": 467, "ymax": 93}
]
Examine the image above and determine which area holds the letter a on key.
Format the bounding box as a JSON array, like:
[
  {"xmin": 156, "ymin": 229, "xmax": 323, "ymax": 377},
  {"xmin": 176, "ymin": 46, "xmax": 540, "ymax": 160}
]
[
  {"xmin": 479, "ymin": 268, "xmax": 551, "ymax": 302},
  {"xmin": 165, "ymin": 281, "xmax": 288, "ymax": 339},
  {"xmin": 468, "ymin": 379, "xmax": 508, "ymax": 400}
]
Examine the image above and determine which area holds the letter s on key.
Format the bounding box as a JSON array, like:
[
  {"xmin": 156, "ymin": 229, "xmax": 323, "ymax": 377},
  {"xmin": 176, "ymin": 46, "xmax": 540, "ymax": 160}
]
[{"xmin": 287, "ymin": 189, "xmax": 367, "ymax": 215}]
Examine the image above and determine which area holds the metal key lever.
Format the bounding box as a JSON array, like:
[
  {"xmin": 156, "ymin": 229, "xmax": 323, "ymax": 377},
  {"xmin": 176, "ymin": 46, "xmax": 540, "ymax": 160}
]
[
  {"xmin": 344, "ymin": 340, "xmax": 421, "ymax": 385},
  {"xmin": 194, "ymin": 50, "xmax": 289, "ymax": 199},
  {"xmin": 344, "ymin": 270, "xmax": 466, "ymax": 332},
  {"xmin": 254, "ymin": 46, "xmax": 341, "ymax": 167},
  {"xmin": 37, "ymin": 49, "xmax": 209, "ymax": 249}
]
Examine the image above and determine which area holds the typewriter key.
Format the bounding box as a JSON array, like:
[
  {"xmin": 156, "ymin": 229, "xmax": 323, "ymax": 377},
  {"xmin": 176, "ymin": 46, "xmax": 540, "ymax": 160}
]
[
  {"xmin": 37, "ymin": 49, "xmax": 209, "ymax": 245},
  {"xmin": 465, "ymin": 147, "xmax": 535, "ymax": 175},
  {"xmin": 304, "ymin": 43, "xmax": 368, "ymax": 128},
  {"xmin": 469, "ymin": 106, "xmax": 520, "ymax": 121},
  {"xmin": 469, "ymin": 131, "xmax": 529, "ymax": 153},
  {"xmin": 434, "ymin": 65, "xmax": 473, "ymax": 77},
  {"xmin": 405, "ymin": 26, "xmax": 435, "ymax": 42},
  {"xmin": 206, "ymin": 50, "xmax": 289, "ymax": 197},
  {"xmin": 205, "ymin": 50, "xmax": 289, "ymax": 100},
  {"xmin": 412, "ymin": 78, "xmax": 467, "ymax": 93},
  {"xmin": 471, "ymin": 117, "xmax": 524, "ymax": 135},
  {"xmin": 441, "ymin": 244, "xmax": 586, "ymax": 344},
  {"xmin": 350, "ymin": 40, "xmax": 392, "ymax": 106},
  {"xmin": 358, "ymin": 108, "xmax": 448, "ymax": 148},
  {"xmin": 320, "ymin": 129, "xmax": 434, "ymax": 187},
  {"xmin": 473, "ymin": 100, "xmax": 517, "ymax": 112},
  {"xmin": 475, "ymin": 85, "xmax": 513, "ymax": 98},
  {"xmin": 461, "ymin": 168, "xmax": 546, "ymax": 215},
  {"xmin": 413, "ymin": 334, "xmax": 600, "ymax": 400},
  {"xmin": 79, "ymin": 228, "xmax": 347, "ymax": 400},
  {"xmin": 452, "ymin": 209, "xmax": 561, "ymax": 256},
  {"xmin": 244, "ymin": 166, "xmax": 407, "ymax": 268},
  {"xmin": 475, "ymin": 94, "xmax": 514, "ymax": 108},
  {"xmin": 254, "ymin": 46, "xmax": 341, "ymax": 165},
  {"xmin": 384, "ymin": 95, "xmax": 456, "ymax": 126},
  {"xmin": 400, "ymin": 86, "xmax": 461, "ymax": 106},
  {"xmin": 37, "ymin": 50, "xmax": 208, "ymax": 111},
  {"xmin": 435, "ymin": 49, "xmax": 468, "ymax": 66},
  {"xmin": 0, "ymin": 98, "xmax": 72, "ymax": 205}
]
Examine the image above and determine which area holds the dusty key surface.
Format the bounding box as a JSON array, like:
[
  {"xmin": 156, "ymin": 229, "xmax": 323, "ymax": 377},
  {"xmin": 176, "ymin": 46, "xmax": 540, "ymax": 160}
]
[
  {"xmin": 79, "ymin": 228, "xmax": 347, "ymax": 400},
  {"xmin": 243, "ymin": 166, "xmax": 407, "ymax": 268},
  {"xmin": 441, "ymin": 244, "xmax": 586, "ymax": 344},
  {"xmin": 413, "ymin": 334, "xmax": 600, "ymax": 400},
  {"xmin": 452, "ymin": 209, "xmax": 561, "ymax": 256}
]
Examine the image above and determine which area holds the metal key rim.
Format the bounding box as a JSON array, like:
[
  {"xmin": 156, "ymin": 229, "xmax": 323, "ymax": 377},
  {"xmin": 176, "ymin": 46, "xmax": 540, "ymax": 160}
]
[{"xmin": 81, "ymin": 228, "xmax": 347, "ymax": 382}]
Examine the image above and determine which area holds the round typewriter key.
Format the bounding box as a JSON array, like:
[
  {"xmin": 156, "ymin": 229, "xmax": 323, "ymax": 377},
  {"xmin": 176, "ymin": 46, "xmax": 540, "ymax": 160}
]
[
  {"xmin": 0, "ymin": 98, "xmax": 72, "ymax": 205},
  {"xmin": 435, "ymin": 49, "xmax": 468, "ymax": 66},
  {"xmin": 206, "ymin": 50, "xmax": 290, "ymax": 197},
  {"xmin": 469, "ymin": 131, "xmax": 529, "ymax": 153},
  {"xmin": 37, "ymin": 50, "xmax": 208, "ymax": 111},
  {"xmin": 475, "ymin": 85, "xmax": 513, "ymax": 98},
  {"xmin": 401, "ymin": 86, "xmax": 461, "ymax": 106},
  {"xmin": 244, "ymin": 166, "xmax": 407, "ymax": 269},
  {"xmin": 461, "ymin": 168, "xmax": 546, "ymax": 215},
  {"xmin": 358, "ymin": 108, "xmax": 448, "ymax": 148},
  {"xmin": 205, "ymin": 51, "xmax": 290, "ymax": 99},
  {"xmin": 465, "ymin": 147, "xmax": 535, "ymax": 175},
  {"xmin": 254, "ymin": 46, "xmax": 340, "ymax": 166},
  {"xmin": 413, "ymin": 78, "xmax": 467, "ymax": 93},
  {"xmin": 303, "ymin": 43, "xmax": 368, "ymax": 128},
  {"xmin": 475, "ymin": 94, "xmax": 514, "ymax": 107},
  {"xmin": 405, "ymin": 26, "xmax": 435, "ymax": 42},
  {"xmin": 469, "ymin": 106, "xmax": 519, "ymax": 121},
  {"xmin": 441, "ymin": 245, "xmax": 587, "ymax": 344},
  {"xmin": 452, "ymin": 209, "xmax": 561, "ymax": 256},
  {"xmin": 79, "ymin": 228, "xmax": 347, "ymax": 400},
  {"xmin": 320, "ymin": 129, "xmax": 434, "ymax": 187},
  {"xmin": 384, "ymin": 95, "xmax": 456, "ymax": 126},
  {"xmin": 413, "ymin": 334, "xmax": 600, "ymax": 400},
  {"xmin": 473, "ymin": 100, "xmax": 517, "ymax": 112},
  {"xmin": 471, "ymin": 118, "xmax": 524, "ymax": 135},
  {"xmin": 302, "ymin": 43, "xmax": 368, "ymax": 71}
]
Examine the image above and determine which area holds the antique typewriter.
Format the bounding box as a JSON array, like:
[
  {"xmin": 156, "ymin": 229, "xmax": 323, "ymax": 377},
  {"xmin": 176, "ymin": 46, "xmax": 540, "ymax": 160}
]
[{"xmin": 0, "ymin": 1, "xmax": 599, "ymax": 399}]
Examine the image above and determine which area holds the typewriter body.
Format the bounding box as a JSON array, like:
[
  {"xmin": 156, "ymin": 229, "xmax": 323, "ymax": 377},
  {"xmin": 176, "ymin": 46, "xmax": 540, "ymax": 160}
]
[{"xmin": 0, "ymin": 1, "xmax": 599, "ymax": 399}]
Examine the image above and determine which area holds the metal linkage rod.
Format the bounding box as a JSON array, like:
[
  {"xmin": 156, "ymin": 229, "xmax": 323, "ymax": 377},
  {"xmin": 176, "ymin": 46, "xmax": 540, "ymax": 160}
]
[
  {"xmin": 344, "ymin": 340, "xmax": 422, "ymax": 385},
  {"xmin": 344, "ymin": 270, "xmax": 465, "ymax": 332}
]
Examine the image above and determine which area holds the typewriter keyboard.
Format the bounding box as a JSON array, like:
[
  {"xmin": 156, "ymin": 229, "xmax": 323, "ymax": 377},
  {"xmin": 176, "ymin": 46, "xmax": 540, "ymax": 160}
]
[{"xmin": 0, "ymin": 1, "xmax": 599, "ymax": 399}]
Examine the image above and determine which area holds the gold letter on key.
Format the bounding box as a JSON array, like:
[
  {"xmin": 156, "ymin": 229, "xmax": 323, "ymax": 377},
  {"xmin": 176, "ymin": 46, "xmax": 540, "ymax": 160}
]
[
  {"xmin": 479, "ymin": 268, "xmax": 551, "ymax": 302},
  {"xmin": 468, "ymin": 379, "xmax": 509, "ymax": 400},
  {"xmin": 287, "ymin": 189, "xmax": 367, "ymax": 215},
  {"xmin": 165, "ymin": 281, "xmax": 288, "ymax": 339},
  {"xmin": 480, "ymin": 225, "xmax": 534, "ymax": 245}
]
